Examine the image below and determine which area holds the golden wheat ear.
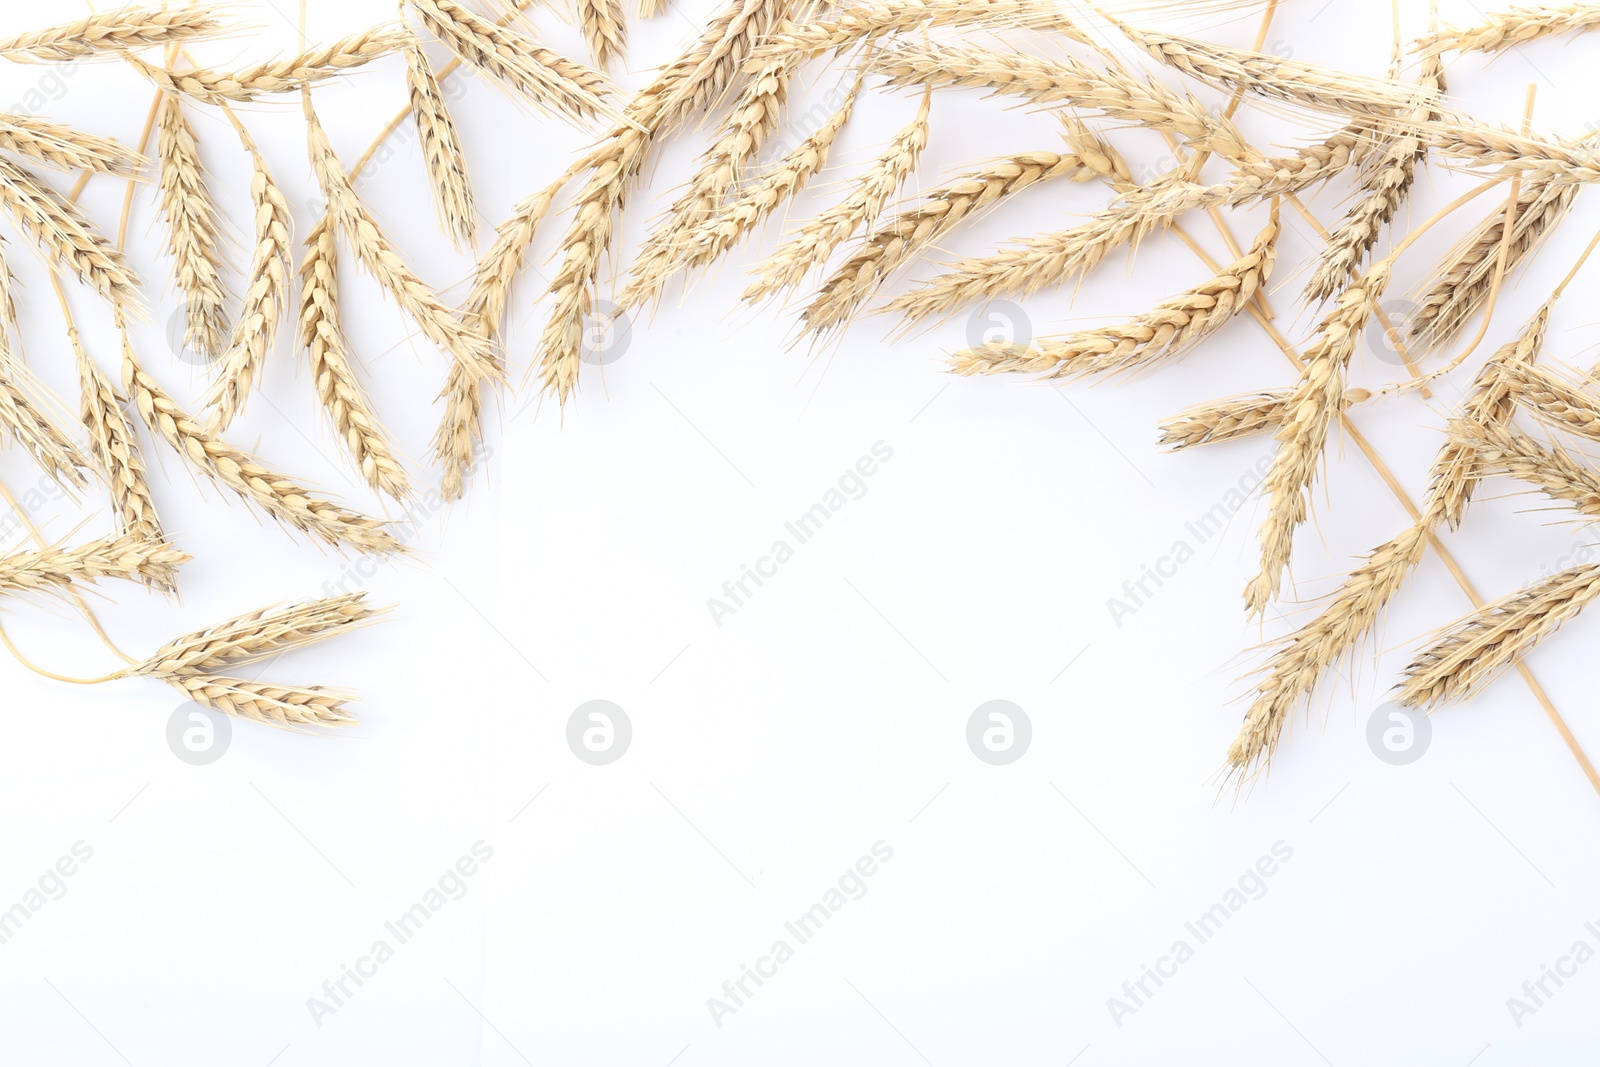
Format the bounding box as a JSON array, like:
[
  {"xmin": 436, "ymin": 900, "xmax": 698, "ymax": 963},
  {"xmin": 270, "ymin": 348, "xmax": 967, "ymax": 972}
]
[
  {"xmin": 128, "ymin": 26, "xmax": 411, "ymax": 103},
  {"xmin": 1416, "ymin": 4, "xmax": 1600, "ymax": 55},
  {"xmin": 0, "ymin": 5, "xmax": 235, "ymax": 63},
  {"xmin": 155, "ymin": 90, "xmax": 228, "ymax": 367},
  {"xmin": 0, "ymin": 535, "xmax": 188, "ymax": 599},
  {"xmin": 0, "ymin": 113, "xmax": 147, "ymax": 178},
  {"xmin": 405, "ymin": 32, "xmax": 478, "ymax": 250}
]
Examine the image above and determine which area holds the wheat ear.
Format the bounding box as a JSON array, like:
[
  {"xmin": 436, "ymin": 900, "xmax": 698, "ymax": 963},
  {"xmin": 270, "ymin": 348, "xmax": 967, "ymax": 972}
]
[
  {"xmin": 133, "ymin": 593, "xmax": 386, "ymax": 678},
  {"xmin": 1456, "ymin": 420, "xmax": 1600, "ymax": 518},
  {"xmin": 0, "ymin": 5, "xmax": 230, "ymax": 62},
  {"xmin": 0, "ymin": 156, "xmax": 141, "ymax": 315},
  {"xmin": 1410, "ymin": 179, "xmax": 1576, "ymax": 349},
  {"xmin": 1397, "ymin": 562, "xmax": 1600, "ymax": 711},
  {"xmin": 640, "ymin": 0, "xmax": 668, "ymax": 16},
  {"xmin": 0, "ymin": 113, "xmax": 146, "ymax": 178},
  {"xmin": 882, "ymin": 178, "xmax": 1222, "ymax": 326},
  {"xmin": 0, "ymin": 360, "xmax": 91, "ymax": 490},
  {"xmin": 1223, "ymin": 122, "xmax": 1380, "ymax": 205},
  {"xmin": 206, "ymin": 134, "xmax": 292, "ymax": 432},
  {"xmin": 806, "ymin": 138, "xmax": 1126, "ymax": 335},
  {"xmin": 746, "ymin": 88, "xmax": 931, "ymax": 304},
  {"xmin": 535, "ymin": 0, "xmax": 793, "ymax": 400},
  {"xmin": 951, "ymin": 205, "xmax": 1280, "ymax": 379},
  {"xmin": 168, "ymin": 675, "xmax": 360, "ymax": 729},
  {"xmin": 671, "ymin": 70, "xmax": 864, "ymax": 281},
  {"xmin": 1500, "ymin": 359, "xmax": 1600, "ymax": 444},
  {"xmin": 75, "ymin": 342, "xmax": 164, "ymax": 553},
  {"xmin": 1429, "ymin": 122, "xmax": 1600, "ymax": 184},
  {"xmin": 410, "ymin": 0, "xmax": 620, "ymax": 126},
  {"xmin": 1119, "ymin": 22, "xmax": 1442, "ymax": 119},
  {"xmin": 1416, "ymin": 3, "xmax": 1600, "ymax": 54},
  {"xmin": 1305, "ymin": 53, "xmax": 1444, "ymax": 302},
  {"xmin": 618, "ymin": 55, "xmax": 791, "ymax": 313},
  {"xmin": 297, "ymin": 216, "xmax": 412, "ymax": 501},
  {"xmin": 121, "ymin": 336, "xmax": 402, "ymax": 555},
  {"xmin": 156, "ymin": 90, "xmax": 227, "ymax": 364},
  {"xmin": 745, "ymin": 0, "xmax": 1084, "ymax": 66},
  {"xmin": 578, "ymin": 0, "xmax": 627, "ymax": 67},
  {"xmin": 1160, "ymin": 390, "xmax": 1286, "ymax": 451},
  {"xmin": 303, "ymin": 93, "xmax": 498, "ymax": 384},
  {"xmin": 0, "ymin": 535, "xmax": 187, "ymax": 598},
  {"xmin": 1246, "ymin": 259, "xmax": 1394, "ymax": 614},
  {"xmin": 406, "ymin": 32, "xmax": 477, "ymax": 249},
  {"xmin": 864, "ymin": 43, "xmax": 1250, "ymax": 161},
  {"xmin": 126, "ymin": 26, "xmax": 412, "ymax": 104}
]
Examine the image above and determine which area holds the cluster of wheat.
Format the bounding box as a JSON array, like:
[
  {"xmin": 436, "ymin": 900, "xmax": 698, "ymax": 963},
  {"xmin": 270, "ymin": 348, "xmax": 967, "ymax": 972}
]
[{"xmin": 3, "ymin": 0, "xmax": 1600, "ymax": 790}]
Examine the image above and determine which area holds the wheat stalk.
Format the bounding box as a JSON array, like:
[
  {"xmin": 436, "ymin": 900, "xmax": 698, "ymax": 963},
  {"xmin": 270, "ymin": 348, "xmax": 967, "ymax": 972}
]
[
  {"xmin": 745, "ymin": 88, "xmax": 930, "ymax": 304},
  {"xmin": 207, "ymin": 136, "xmax": 292, "ymax": 432},
  {"xmin": 578, "ymin": 0, "xmax": 627, "ymax": 67},
  {"xmin": 1397, "ymin": 562, "xmax": 1600, "ymax": 711},
  {"xmin": 0, "ymin": 5, "xmax": 230, "ymax": 62},
  {"xmin": 0, "ymin": 113, "xmax": 146, "ymax": 178},
  {"xmin": 122, "ymin": 336, "xmax": 402, "ymax": 555},
  {"xmin": 410, "ymin": 0, "xmax": 619, "ymax": 126},
  {"xmin": 297, "ymin": 216, "xmax": 412, "ymax": 501},
  {"xmin": 406, "ymin": 32, "xmax": 477, "ymax": 249},
  {"xmin": 1304, "ymin": 54, "xmax": 1444, "ymax": 303},
  {"xmin": 0, "ymin": 535, "xmax": 187, "ymax": 598},
  {"xmin": 1416, "ymin": 3, "xmax": 1600, "ymax": 54},
  {"xmin": 126, "ymin": 26, "xmax": 412, "ymax": 103},
  {"xmin": 618, "ymin": 55, "xmax": 792, "ymax": 313},
  {"xmin": 156, "ymin": 90, "xmax": 227, "ymax": 365},
  {"xmin": 805, "ymin": 137, "xmax": 1126, "ymax": 334},
  {"xmin": 949, "ymin": 206, "xmax": 1280, "ymax": 379},
  {"xmin": 1246, "ymin": 259, "xmax": 1394, "ymax": 614},
  {"xmin": 0, "ymin": 156, "xmax": 141, "ymax": 315},
  {"xmin": 303, "ymin": 93, "xmax": 498, "ymax": 385}
]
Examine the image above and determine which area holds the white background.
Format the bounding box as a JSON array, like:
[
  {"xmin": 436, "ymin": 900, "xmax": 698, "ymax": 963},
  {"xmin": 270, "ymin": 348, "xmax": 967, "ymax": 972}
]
[{"xmin": 2, "ymin": 0, "xmax": 1599, "ymax": 1062}]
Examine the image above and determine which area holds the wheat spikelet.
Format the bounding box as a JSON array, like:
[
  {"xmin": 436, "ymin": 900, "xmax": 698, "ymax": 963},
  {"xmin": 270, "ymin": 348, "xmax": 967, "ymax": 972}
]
[
  {"xmin": 670, "ymin": 72, "xmax": 863, "ymax": 280},
  {"xmin": 745, "ymin": 89, "xmax": 930, "ymax": 304},
  {"xmin": 578, "ymin": 0, "xmax": 627, "ymax": 67},
  {"xmin": 640, "ymin": 0, "xmax": 668, "ymax": 16},
  {"xmin": 864, "ymin": 43, "xmax": 1251, "ymax": 160},
  {"xmin": 0, "ymin": 361, "xmax": 91, "ymax": 490},
  {"xmin": 1119, "ymin": 23, "xmax": 1441, "ymax": 119},
  {"xmin": 207, "ymin": 139, "xmax": 292, "ymax": 432},
  {"xmin": 133, "ymin": 593, "xmax": 385, "ymax": 678},
  {"xmin": 406, "ymin": 33, "xmax": 477, "ymax": 249},
  {"xmin": 1304, "ymin": 54, "xmax": 1444, "ymax": 303},
  {"xmin": 410, "ymin": 0, "xmax": 619, "ymax": 126},
  {"xmin": 744, "ymin": 0, "xmax": 1084, "ymax": 66},
  {"xmin": 303, "ymin": 95, "xmax": 498, "ymax": 385},
  {"xmin": 0, "ymin": 156, "xmax": 141, "ymax": 314},
  {"xmin": 948, "ymin": 207, "xmax": 1280, "ymax": 379},
  {"xmin": 76, "ymin": 345, "xmax": 164, "ymax": 554},
  {"xmin": 1228, "ymin": 522, "xmax": 1431, "ymax": 783},
  {"xmin": 535, "ymin": 0, "xmax": 794, "ymax": 400},
  {"xmin": 882, "ymin": 178, "xmax": 1222, "ymax": 325},
  {"xmin": 156, "ymin": 91, "xmax": 227, "ymax": 364},
  {"xmin": 168, "ymin": 674, "xmax": 359, "ymax": 728},
  {"xmin": 1156, "ymin": 388, "xmax": 1370, "ymax": 452},
  {"xmin": 1246, "ymin": 260, "xmax": 1394, "ymax": 615},
  {"xmin": 126, "ymin": 26, "xmax": 411, "ymax": 104},
  {"xmin": 1397, "ymin": 562, "xmax": 1600, "ymax": 710},
  {"xmin": 1500, "ymin": 359, "xmax": 1600, "ymax": 444},
  {"xmin": 0, "ymin": 113, "xmax": 146, "ymax": 178},
  {"xmin": 618, "ymin": 56, "xmax": 791, "ymax": 313},
  {"xmin": 121, "ymin": 338, "xmax": 402, "ymax": 555},
  {"xmin": 1410, "ymin": 180, "xmax": 1576, "ymax": 348},
  {"xmin": 805, "ymin": 139, "xmax": 1126, "ymax": 334},
  {"xmin": 0, "ymin": 535, "xmax": 187, "ymax": 598},
  {"xmin": 1456, "ymin": 421, "xmax": 1600, "ymax": 517},
  {"xmin": 1416, "ymin": 3, "xmax": 1600, "ymax": 54},
  {"xmin": 297, "ymin": 217, "xmax": 412, "ymax": 501},
  {"xmin": 0, "ymin": 5, "xmax": 230, "ymax": 62}
]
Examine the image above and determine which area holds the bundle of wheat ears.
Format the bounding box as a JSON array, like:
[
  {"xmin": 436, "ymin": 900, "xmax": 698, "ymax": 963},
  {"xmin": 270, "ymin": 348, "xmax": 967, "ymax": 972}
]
[{"xmin": 2, "ymin": 0, "xmax": 1599, "ymax": 789}]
